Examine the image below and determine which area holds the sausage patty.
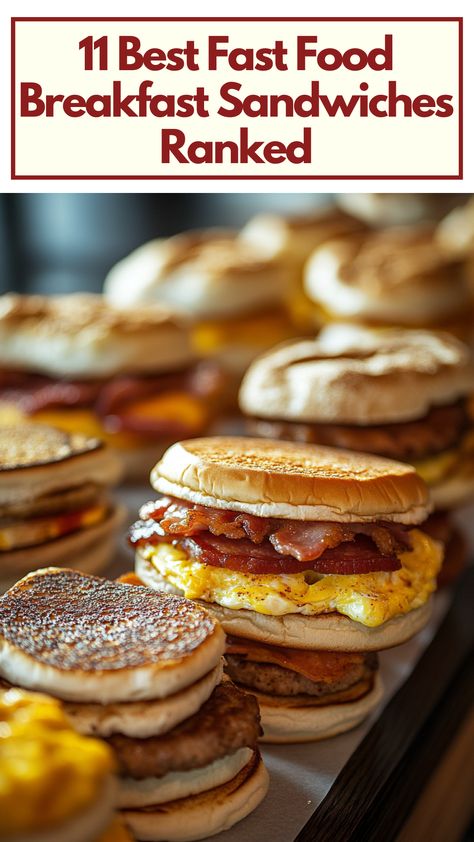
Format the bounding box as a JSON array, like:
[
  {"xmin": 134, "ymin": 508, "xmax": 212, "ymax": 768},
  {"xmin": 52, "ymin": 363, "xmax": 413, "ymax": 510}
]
[
  {"xmin": 225, "ymin": 652, "xmax": 378, "ymax": 698},
  {"xmin": 248, "ymin": 401, "xmax": 468, "ymax": 461},
  {"xmin": 107, "ymin": 681, "xmax": 261, "ymax": 780}
]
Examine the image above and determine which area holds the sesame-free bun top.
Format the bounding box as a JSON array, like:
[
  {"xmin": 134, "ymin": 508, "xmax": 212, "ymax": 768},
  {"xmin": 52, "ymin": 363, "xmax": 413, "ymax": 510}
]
[
  {"xmin": 0, "ymin": 424, "xmax": 122, "ymax": 506},
  {"xmin": 0, "ymin": 293, "xmax": 193, "ymax": 378},
  {"xmin": 239, "ymin": 327, "xmax": 474, "ymax": 425},
  {"xmin": 103, "ymin": 229, "xmax": 291, "ymax": 319},
  {"xmin": 0, "ymin": 568, "xmax": 225, "ymax": 704},
  {"xmin": 151, "ymin": 436, "xmax": 430, "ymax": 524},
  {"xmin": 239, "ymin": 207, "xmax": 365, "ymax": 265},
  {"xmin": 304, "ymin": 226, "xmax": 470, "ymax": 324},
  {"xmin": 335, "ymin": 193, "xmax": 462, "ymax": 228}
]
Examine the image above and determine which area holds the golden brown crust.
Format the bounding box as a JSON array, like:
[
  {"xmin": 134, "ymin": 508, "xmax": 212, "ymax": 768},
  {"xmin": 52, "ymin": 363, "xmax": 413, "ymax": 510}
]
[
  {"xmin": 0, "ymin": 424, "xmax": 102, "ymax": 472},
  {"xmin": 239, "ymin": 329, "xmax": 474, "ymax": 425},
  {"xmin": 0, "ymin": 568, "xmax": 219, "ymax": 673},
  {"xmin": 152, "ymin": 436, "xmax": 430, "ymax": 522},
  {"xmin": 0, "ymin": 293, "xmax": 194, "ymax": 377},
  {"xmin": 0, "ymin": 293, "xmax": 180, "ymax": 336}
]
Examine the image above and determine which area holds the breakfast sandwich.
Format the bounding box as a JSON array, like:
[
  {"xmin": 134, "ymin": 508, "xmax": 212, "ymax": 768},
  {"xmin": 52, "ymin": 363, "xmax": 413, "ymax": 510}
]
[
  {"xmin": 0, "ymin": 568, "xmax": 268, "ymax": 841},
  {"xmin": 303, "ymin": 225, "xmax": 472, "ymax": 339},
  {"xmin": 239, "ymin": 328, "xmax": 474, "ymax": 584},
  {"xmin": 0, "ymin": 424, "xmax": 123, "ymax": 591},
  {"xmin": 238, "ymin": 206, "xmax": 365, "ymax": 329},
  {"xmin": 239, "ymin": 206, "xmax": 365, "ymax": 272},
  {"xmin": 131, "ymin": 437, "xmax": 442, "ymax": 743},
  {"xmin": 0, "ymin": 293, "xmax": 222, "ymax": 480},
  {"xmin": 103, "ymin": 229, "xmax": 296, "ymax": 383},
  {"xmin": 0, "ymin": 686, "xmax": 131, "ymax": 842},
  {"xmin": 335, "ymin": 193, "xmax": 463, "ymax": 228}
]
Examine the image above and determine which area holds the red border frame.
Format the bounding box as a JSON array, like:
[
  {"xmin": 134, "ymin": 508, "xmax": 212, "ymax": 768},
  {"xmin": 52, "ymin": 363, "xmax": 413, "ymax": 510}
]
[{"xmin": 11, "ymin": 17, "xmax": 463, "ymax": 180}]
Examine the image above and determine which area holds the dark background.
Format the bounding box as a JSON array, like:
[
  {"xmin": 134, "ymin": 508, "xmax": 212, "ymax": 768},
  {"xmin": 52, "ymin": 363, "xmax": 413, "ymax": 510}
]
[{"xmin": 0, "ymin": 193, "xmax": 325, "ymax": 294}]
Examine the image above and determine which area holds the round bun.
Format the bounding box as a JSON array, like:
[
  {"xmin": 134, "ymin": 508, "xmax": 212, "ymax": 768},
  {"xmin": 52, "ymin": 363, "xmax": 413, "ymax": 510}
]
[
  {"xmin": 104, "ymin": 230, "xmax": 291, "ymax": 319},
  {"xmin": 239, "ymin": 327, "xmax": 474, "ymax": 425},
  {"xmin": 203, "ymin": 601, "xmax": 432, "ymax": 651},
  {"xmin": 0, "ymin": 293, "xmax": 193, "ymax": 377},
  {"xmin": 0, "ymin": 425, "xmax": 122, "ymax": 506},
  {"xmin": 152, "ymin": 436, "xmax": 430, "ymax": 523},
  {"xmin": 0, "ymin": 502, "xmax": 125, "ymax": 584},
  {"xmin": 336, "ymin": 193, "xmax": 461, "ymax": 227},
  {"xmin": 258, "ymin": 672, "xmax": 383, "ymax": 743},
  {"xmin": 0, "ymin": 568, "xmax": 225, "ymax": 704},
  {"xmin": 304, "ymin": 227, "xmax": 469, "ymax": 325},
  {"xmin": 121, "ymin": 751, "xmax": 269, "ymax": 842},
  {"xmin": 118, "ymin": 747, "xmax": 252, "ymax": 808},
  {"xmin": 64, "ymin": 663, "xmax": 223, "ymax": 739},
  {"xmin": 437, "ymin": 197, "xmax": 474, "ymax": 257},
  {"xmin": 239, "ymin": 207, "xmax": 365, "ymax": 265}
]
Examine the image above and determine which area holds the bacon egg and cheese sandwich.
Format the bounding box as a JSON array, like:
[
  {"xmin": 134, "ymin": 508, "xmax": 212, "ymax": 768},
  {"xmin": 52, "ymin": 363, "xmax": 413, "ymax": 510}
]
[
  {"xmin": 303, "ymin": 225, "xmax": 472, "ymax": 339},
  {"xmin": 131, "ymin": 437, "xmax": 442, "ymax": 743},
  {"xmin": 0, "ymin": 687, "xmax": 131, "ymax": 842},
  {"xmin": 240, "ymin": 328, "xmax": 474, "ymax": 585},
  {"xmin": 103, "ymin": 229, "xmax": 296, "ymax": 382},
  {"xmin": 0, "ymin": 568, "xmax": 268, "ymax": 842},
  {"xmin": 0, "ymin": 293, "xmax": 222, "ymax": 480},
  {"xmin": 0, "ymin": 424, "xmax": 122, "ymax": 592}
]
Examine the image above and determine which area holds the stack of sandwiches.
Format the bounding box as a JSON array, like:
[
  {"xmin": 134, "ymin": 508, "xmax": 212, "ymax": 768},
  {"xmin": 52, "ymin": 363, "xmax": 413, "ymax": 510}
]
[
  {"xmin": 104, "ymin": 229, "xmax": 297, "ymax": 383},
  {"xmin": 130, "ymin": 436, "xmax": 441, "ymax": 742},
  {"xmin": 0, "ymin": 567, "xmax": 268, "ymax": 840},
  {"xmin": 239, "ymin": 327, "xmax": 474, "ymax": 584}
]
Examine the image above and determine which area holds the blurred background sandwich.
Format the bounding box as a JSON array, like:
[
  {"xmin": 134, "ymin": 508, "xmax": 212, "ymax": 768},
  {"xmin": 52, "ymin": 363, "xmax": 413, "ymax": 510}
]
[{"xmin": 0, "ymin": 293, "xmax": 223, "ymax": 479}]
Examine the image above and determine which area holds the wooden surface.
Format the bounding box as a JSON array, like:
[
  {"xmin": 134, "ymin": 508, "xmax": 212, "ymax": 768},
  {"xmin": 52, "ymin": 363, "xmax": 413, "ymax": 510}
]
[{"xmin": 294, "ymin": 566, "xmax": 474, "ymax": 842}]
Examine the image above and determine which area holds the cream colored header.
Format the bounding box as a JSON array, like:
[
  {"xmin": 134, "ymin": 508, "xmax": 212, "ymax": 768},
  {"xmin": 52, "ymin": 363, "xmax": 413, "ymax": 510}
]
[{"xmin": 13, "ymin": 19, "xmax": 461, "ymax": 178}]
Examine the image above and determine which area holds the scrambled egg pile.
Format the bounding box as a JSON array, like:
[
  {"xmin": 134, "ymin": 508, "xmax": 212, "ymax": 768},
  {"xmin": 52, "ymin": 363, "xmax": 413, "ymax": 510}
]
[
  {"xmin": 144, "ymin": 529, "xmax": 442, "ymax": 628},
  {"xmin": 0, "ymin": 688, "xmax": 114, "ymax": 835}
]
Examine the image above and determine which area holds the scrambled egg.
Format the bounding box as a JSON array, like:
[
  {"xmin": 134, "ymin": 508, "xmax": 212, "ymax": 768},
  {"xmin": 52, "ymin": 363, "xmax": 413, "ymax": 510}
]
[
  {"xmin": 144, "ymin": 529, "xmax": 442, "ymax": 628},
  {"xmin": 414, "ymin": 429, "xmax": 474, "ymax": 486},
  {"xmin": 0, "ymin": 688, "xmax": 114, "ymax": 835}
]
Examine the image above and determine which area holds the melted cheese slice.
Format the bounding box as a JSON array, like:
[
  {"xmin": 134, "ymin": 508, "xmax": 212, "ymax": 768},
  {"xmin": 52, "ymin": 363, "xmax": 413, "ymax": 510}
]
[
  {"xmin": 0, "ymin": 503, "xmax": 108, "ymax": 551},
  {"xmin": 145, "ymin": 529, "xmax": 442, "ymax": 628}
]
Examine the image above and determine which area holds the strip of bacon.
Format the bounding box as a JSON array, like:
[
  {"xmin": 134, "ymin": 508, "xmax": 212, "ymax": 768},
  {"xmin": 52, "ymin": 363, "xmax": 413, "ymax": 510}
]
[
  {"xmin": 0, "ymin": 361, "xmax": 223, "ymax": 420},
  {"xmin": 180, "ymin": 533, "xmax": 400, "ymax": 574},
  {"xmin": 139, "ymin": 497, "xmax": 411, "ymax": 560}
]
